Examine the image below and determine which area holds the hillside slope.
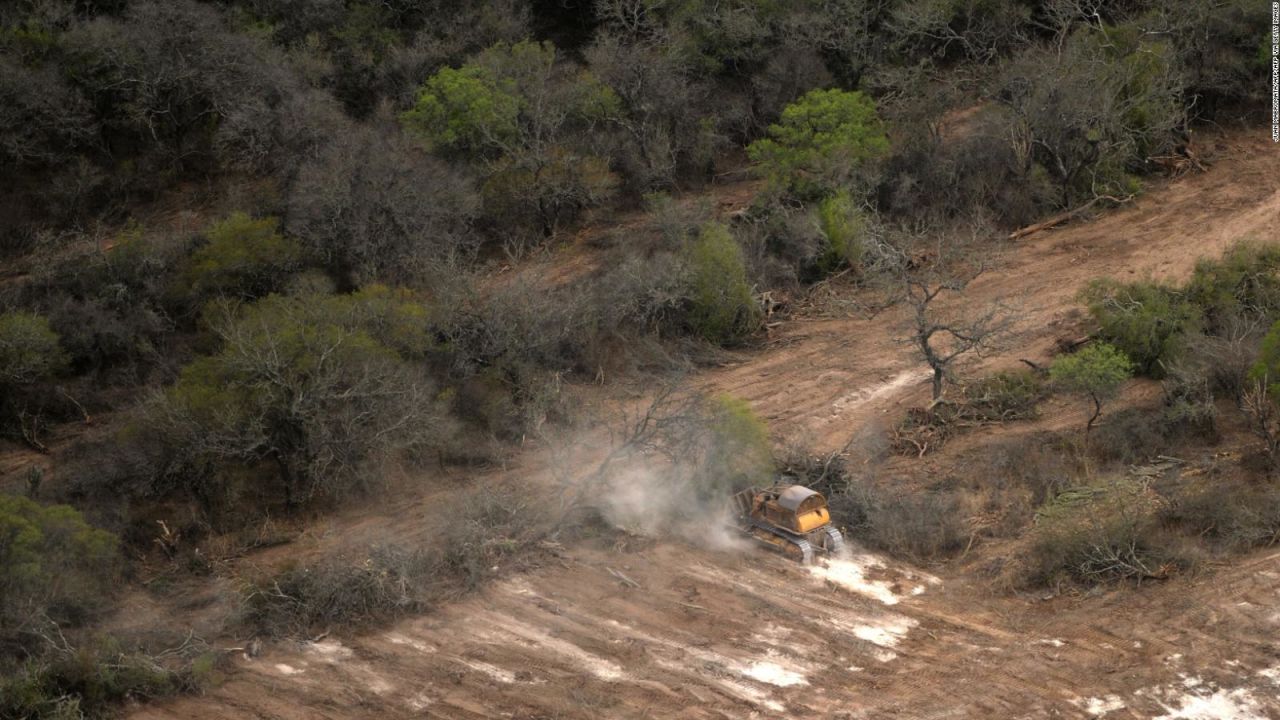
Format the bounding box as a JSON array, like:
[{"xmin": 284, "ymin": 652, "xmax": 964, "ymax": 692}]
[{"xmin": 131, "ymin": 129, "xmax": 1280, "ymax": 719}]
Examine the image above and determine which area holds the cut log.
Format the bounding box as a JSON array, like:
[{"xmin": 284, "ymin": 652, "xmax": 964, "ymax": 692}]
[{"xmin": 1008, "ymin": 194, "xmax": 1133, "ymax": 241}]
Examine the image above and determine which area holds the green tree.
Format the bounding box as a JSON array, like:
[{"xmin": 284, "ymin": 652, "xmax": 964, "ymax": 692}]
[
  {"xmin": 747, "ymin": 88, "xmax": 889, "ymax": 199},
  {"xmin": 402, "ymin": 40, "xmax": 620, "ymax": 238},
  {"xmin": 0, "ymin": 312, "xmax": 66, "ymax": 386},
  {"xmin": 684, "ymin": 222, "xmax": 760, "ymax": 345},
  {"xmin": 184, "ymin": 213, "xmax": 303, "ymax": 300},
  {"xmin": 1050, "ymin": 342, "xmax": 1134, "ymax": 433},
  {"xmin": 0, "ymin": 494, "xmax": 119, "ymax": 634},
  {"xmin": 1082, "ymin": 279, "xmax": 1199, "ymax": 377},
  {"xmin": 400, "ymin": 65, "xmax": 520, "ymax": 156},
  {"xmin": 158, "ymin": 287, "xmax": 452, "ymax": 508},
  {"xmin": 1249, "ymin": 320, "xmax": 1280, "ymax": 397}
]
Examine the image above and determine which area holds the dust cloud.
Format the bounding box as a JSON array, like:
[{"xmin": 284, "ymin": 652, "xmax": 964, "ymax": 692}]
[{"xmin": 593, "ymin": 463, "xmax": 749, "ymax": 553}]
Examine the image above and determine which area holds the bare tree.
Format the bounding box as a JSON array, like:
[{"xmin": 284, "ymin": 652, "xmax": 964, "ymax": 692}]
[
  {"xmin": 1242, "ymin": 378, "xmax": 1280, "ymax": 463},
  {"xmin": 546, "ymin": 383, "xmax": 707, "ymax": 526},
  {"xmin": 892, "ymin": 224, "xmax": 1012, "ymax": 401}
]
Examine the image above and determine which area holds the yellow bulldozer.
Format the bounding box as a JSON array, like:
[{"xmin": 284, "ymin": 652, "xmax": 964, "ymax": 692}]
[{"xmin": 729, "ymin": 484, "xmax": 844, "ymax": 564}]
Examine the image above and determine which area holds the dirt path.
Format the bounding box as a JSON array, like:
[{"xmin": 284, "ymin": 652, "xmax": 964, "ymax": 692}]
[{"xmin": 128, "ymin": 129, "xmax": 1280, "ymax": 719}]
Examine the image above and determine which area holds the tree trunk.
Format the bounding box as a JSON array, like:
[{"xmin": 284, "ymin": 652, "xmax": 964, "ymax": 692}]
[
  {"xmin": 932, "ymin": 366, "xmax": 945, "ymax": 400},
  {"xmin": 274, "ymin": 452, "xmax": 297, "ymax": 510},
  {"xmin": 1086, "ymin": 394, "xmax": 1102, "ymax": 434}
]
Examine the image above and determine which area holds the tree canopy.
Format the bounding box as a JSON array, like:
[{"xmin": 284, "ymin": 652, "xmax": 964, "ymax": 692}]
[{"xmin": 747, "ymin": 88, "xmax": 889, "ymax": 199}]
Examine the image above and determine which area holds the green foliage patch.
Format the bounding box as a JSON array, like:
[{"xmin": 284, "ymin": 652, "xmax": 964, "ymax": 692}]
[
  {"xmin": 0, "ymin": 494, "xmax": 119, "ymax": 633},
  {"xmin": 184, "ymin": 213, "xmax": 303, "ymax": 300},
  {"xmin": 0, "ymin": 312, "xmax": 66, "ymax": 387},
  {"xmin": 748, "ymin": 88, "xmax": 889, "ymax": 199},
  {"xmin": 1081, "ymin": 279, "xmax": 1199, "ymax": 377},
  {"xmin": 683, "ymin": 223, "xmax": 760, "ymax": 345}
]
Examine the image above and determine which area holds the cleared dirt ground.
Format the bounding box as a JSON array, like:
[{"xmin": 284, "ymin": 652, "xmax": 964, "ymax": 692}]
[
  {"xmin": 133, "ymin": 541, "xmax": 1280, "ymax": 719},
  {"xmin": 130, "ymin": 129, "xmax": 1280, "ymax": 719}
]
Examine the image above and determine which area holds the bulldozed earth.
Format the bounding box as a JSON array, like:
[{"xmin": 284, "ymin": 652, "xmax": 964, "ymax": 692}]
[
  {"xmin": 135, "ymin": 542, "xmax": 1280, "ymax": 719},
  {"xmin": 127, "ymin": 129, "xmax": 1280, "ymax": 719}
]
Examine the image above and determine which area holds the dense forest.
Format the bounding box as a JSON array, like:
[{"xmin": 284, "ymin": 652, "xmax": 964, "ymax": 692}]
[{"xmin": 0, "ymin": 1, "xmax": 1269, "ymax": 716}]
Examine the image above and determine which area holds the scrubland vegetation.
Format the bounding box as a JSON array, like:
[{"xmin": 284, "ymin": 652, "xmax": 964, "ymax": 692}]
[{"xmin": 0, "ymin": 0, "xmax": 1271, "ymax": 715}]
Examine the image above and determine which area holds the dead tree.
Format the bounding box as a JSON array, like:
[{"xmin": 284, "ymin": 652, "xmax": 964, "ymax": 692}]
[{"xmin": 893, "ymin": 229, "xmax": 1012, "ymax": 401}]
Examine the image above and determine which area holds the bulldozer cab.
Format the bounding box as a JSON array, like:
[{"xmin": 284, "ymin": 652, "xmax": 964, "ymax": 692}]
[
  {"xmin": 733, "ymin": 484, "xmax": 832, "ymax": 534},
  {"xmin": 761, "ymin": 485, "xmax": 830, "ymax": 533}
]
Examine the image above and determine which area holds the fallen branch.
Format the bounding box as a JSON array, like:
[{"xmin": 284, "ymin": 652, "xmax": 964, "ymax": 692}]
[
  {"xmin": 1008, "ymin": 194, "xmax": 1133, "ymax": 241},
  {"xmin": 606, "ymin": 566, "xmax": 641, "ymax": 589}
]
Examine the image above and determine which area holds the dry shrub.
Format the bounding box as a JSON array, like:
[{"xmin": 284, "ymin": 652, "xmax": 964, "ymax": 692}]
[
  {"xmin": 0, "ymin": 634, "xmax": 217, "ymax": 720},
  {"xmin": 777, "ymin": 446, "xmax": 968, "ymax": 561},
  {"xmin": 985, "ymin": 435, "xmax": 1076, "ymax": 507},
  {"xmin": 241, "ymin": 485, "xmax": 550, "ymax": 637},
  {"xmin": 890, "ymin": 406, "xmax": 955, "ymax": 457},
  {"xmin": 1023, "ymin": 478, "xmax": 1195, "ymax": 586},
  {"xmin": 1088, "ymin": 408, "xmax": 1172, "ymax": 465},
  {"xmin": 849, "ymin": 486, "xmax": 971, "ymax": 561},
  {"xmin": 890, "ymin": 371, "xmax": 1045, "ymax": 456},
  {"xmin": 961, "ymin": 369, "xmax": 1046, "ymax": 422},
  {"xmin": 1163, "ymin": 477, "xmax": 1280, "ymax": 550},
  {"xmin": 241, "ymin": 544, "xmax": 439, "ymax": 637},
  {"xmin": 438, "ymin": 487, "xmax": 553, "ymax": 590}
]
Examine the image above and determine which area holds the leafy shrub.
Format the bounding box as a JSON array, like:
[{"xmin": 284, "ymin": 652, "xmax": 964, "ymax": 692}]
[
  {"xmin": 683, "ymin": 222, "xmax": 760, "ymax": 344},
  {"xmin": 18, "ymin": 227, "xmax": 180, "ymax": 379},
  {"xmin": 747, "ymin": 88, "xmax": 889, "ymax": 199},
  {"xmin": 1249, "ymin": 318, "xmax": 1280, "ymax": 396},
  {"xmin": 1186, "ymin": 241, "xmax": 1280, "ymax": 332},
  {"xmin": 962, "ymin": 369, "xmax": 1046, "ymax": 422},
  {"xmin": 1050, "ymin": 342, "xmax": 1134, "ymax": 432},
  {"xmin": 0, "ymin": 312, "xmax": 66, "ymax": 387},
  {"xmin": 700, "ymin": 394, "xmax": 773, "ymax": 495},
  {"xmin": 1160, "ymin": 349, "xmax": 1220, "ymax": 439},
  {"xmin": 1081, "ymin": 279, "xmax": 1199, "ymax": 377},
  {"xmin": 994, "ymin": 26, "xmax": 1181, "ymax": 209},
  {"xmin": 400, "ymin": 64, "xmax": 519, "ymax": 156},
  {"xmin": 814, "ymin": 190, "xmax": 867, "ymax": 276},
  {"xmin": 183, "ymin": 213, "xmax": 302, "ymax": 300},
  {"xmin": 401, "ymin": 40, "xmax": 620, "ymax": 238},
  {"xmin": 0, "ymin": 494, "xmax": 120, "ymax": 635}
]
